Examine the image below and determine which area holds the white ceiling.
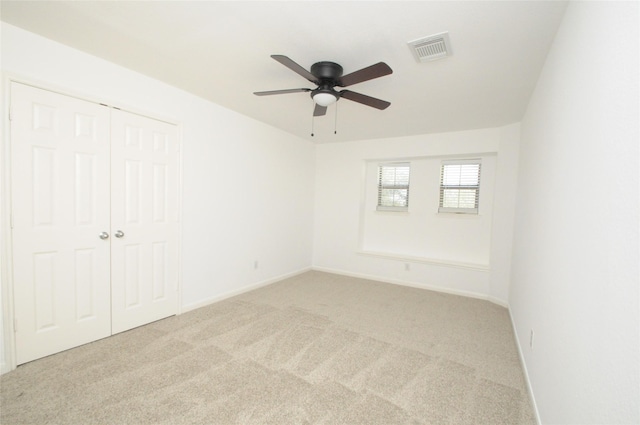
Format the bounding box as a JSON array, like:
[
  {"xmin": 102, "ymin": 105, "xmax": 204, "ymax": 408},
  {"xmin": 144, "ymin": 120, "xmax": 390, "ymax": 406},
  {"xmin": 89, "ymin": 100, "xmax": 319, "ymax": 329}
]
[{"xmin": 1, "ymin": 1, "xmax": 568, "ymax": 143}]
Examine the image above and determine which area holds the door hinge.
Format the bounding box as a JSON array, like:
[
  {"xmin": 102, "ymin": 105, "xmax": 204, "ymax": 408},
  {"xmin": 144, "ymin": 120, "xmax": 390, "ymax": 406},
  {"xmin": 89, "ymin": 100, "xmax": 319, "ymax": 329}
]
[{"xmin": 8, "ymin": 106, "xmax": 13, "ymax": 121}]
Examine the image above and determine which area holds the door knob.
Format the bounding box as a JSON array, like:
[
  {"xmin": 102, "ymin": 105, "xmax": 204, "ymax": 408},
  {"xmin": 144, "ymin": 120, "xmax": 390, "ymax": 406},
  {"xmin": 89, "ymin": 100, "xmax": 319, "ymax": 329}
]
[
  {"xmin": 99, "ymin": 232, "xmax": 109, "ymax": 240},
  {"xmin": 115, "ymin": 230, "xmax": 125, "ymax": 238}
]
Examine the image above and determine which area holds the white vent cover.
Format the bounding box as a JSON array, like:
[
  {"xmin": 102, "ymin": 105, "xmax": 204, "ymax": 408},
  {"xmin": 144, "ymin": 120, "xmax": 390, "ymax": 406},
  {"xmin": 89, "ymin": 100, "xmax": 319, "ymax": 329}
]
[{"xmin": 408, "ymin": 32, "xmax": 452, "ymax": 63}]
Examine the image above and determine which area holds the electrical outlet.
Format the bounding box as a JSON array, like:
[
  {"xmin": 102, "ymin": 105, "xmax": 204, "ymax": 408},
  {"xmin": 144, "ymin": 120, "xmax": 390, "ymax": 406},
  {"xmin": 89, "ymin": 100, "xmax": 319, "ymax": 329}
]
[
  {"xmin": 529, "ymin": 330, "xmax": 535, "ymax": 348},
  {"xmin": 404, "ymin": 263, "xmax": 410, "ymax": 271}
]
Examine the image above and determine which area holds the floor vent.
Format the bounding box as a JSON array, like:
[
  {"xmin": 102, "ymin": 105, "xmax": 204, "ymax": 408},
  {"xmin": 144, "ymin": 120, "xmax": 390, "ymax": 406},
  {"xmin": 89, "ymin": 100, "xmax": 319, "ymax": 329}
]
[{"xmin": 408, "ymin": 32, "xmax": 452, "ymax": 63}]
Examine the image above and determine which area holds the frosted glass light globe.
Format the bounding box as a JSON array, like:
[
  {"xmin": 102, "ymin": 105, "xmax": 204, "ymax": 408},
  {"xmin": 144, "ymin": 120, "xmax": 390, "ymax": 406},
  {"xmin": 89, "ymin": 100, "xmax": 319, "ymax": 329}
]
[{"xmin": 313, "ymin": 92, "xmax": 338, "ymax": 107}]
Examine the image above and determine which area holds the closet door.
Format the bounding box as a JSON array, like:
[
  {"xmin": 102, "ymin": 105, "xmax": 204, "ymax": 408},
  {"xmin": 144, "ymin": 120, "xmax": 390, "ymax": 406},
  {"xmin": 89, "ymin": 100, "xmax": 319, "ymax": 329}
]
[
  {"xmin": 110, "ymin": 109, "xmax": 179, "ymax": 334},
  {"xmin": 10, "ymin": 82, "xmax": 112, "ymax": 364}
]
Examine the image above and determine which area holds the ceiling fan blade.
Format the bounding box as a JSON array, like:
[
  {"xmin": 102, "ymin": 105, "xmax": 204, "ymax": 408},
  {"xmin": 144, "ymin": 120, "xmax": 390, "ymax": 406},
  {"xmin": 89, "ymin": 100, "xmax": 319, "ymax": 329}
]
[
  {"xmin": 271, "ymin": 55, "xmax": 319, "ymax": 84},
  {"xmin": 340, "ymin": 90, "xmax": 391, "ymax": 110},
  {"xmin": 313, "ymin": 104, "xmax": 327, "ymax": 117},
  {"xmin": 337, "ymin": 62, "xmax": 393, "ymax": 87},
  {"xmin": 254, "ymin": 88, "xmax": 311, "ymax": 96}
]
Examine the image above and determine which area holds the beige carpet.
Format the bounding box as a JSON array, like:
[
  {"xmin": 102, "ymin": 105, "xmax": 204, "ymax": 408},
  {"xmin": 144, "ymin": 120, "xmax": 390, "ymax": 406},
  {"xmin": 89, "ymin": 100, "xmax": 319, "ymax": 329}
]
[{"xmin": 0, "ymin": 271, "xmax": 536, "ymax": 424}]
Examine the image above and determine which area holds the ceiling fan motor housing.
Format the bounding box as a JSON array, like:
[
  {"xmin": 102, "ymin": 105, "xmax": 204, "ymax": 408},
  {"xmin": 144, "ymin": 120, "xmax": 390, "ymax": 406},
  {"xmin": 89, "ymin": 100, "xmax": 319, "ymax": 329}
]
[
  {"xmin": 310, "ymin": 61, "xmax": 343, "ymax": 81},
  {"xmin": 310, "ymin": 61, "xmax": 343, "ymax": 102}
]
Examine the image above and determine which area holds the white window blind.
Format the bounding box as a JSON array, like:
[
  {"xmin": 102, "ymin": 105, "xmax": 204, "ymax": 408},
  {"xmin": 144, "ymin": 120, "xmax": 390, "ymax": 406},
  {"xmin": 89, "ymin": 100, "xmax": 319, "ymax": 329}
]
[
  {"xmin": 439, "ymin": 159, "xmax": 481, "ymax": 214},
  {"xmin": 377, "ymin": 162, "xmax": 410, "ymax": 211}
]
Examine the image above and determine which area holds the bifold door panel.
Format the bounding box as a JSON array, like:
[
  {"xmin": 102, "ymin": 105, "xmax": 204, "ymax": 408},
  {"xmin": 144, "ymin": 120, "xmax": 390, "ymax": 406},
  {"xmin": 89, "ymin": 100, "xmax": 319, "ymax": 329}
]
[
  {"xmin": 10, "ymin": 82, "xmax": 179, "ymax": 364},
  {"xmin": 11, "ymin": 83, "xmax": 112, "ymax": 364},
  {"xmin": 110, "ymin": 108, "xmax": 179, "ymax": 334}
]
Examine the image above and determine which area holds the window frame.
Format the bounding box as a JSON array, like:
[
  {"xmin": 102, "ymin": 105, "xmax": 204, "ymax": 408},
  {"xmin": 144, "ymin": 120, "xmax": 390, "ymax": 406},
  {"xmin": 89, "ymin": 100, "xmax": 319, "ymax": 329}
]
[
  {"xmin": 377, "ymin": 162, "xmax": 411, "ymax": 212},
  {"xmin": 438, "ymin": 159, "xmax": 481, "ymax": 214}
]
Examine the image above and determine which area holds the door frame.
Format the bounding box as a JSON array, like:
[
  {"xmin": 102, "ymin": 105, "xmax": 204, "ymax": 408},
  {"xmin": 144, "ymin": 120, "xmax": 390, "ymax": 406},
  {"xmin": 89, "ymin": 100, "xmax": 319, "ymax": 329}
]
[{"xmin": 0, "ymin": 74, "xmax": 184, "ymax": 374}]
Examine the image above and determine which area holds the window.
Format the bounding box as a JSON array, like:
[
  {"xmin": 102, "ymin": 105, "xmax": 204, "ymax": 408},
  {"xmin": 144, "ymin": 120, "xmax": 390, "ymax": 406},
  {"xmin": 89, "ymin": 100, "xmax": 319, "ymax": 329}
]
[
  {"xmin": 377, "ymin": 162, "xmax": 410, "ymax": 211},
  {"xmin": 439, "ymin": 159, "xmax": 481, "ymax": 214}
]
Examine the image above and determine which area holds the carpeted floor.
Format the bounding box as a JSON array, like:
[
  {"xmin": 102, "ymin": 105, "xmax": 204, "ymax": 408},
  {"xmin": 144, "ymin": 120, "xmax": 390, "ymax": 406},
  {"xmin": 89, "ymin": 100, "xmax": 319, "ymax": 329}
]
[{"xmin": 0, "ymin": 271, "xmax": 536, "ymax": 424}]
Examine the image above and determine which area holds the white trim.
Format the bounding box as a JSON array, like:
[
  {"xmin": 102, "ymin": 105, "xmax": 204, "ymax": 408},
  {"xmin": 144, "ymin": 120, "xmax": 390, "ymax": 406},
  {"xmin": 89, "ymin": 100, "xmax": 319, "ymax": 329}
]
[
  {"xmin": 364, "ymin": 152, "xmax": 497, "ymax": 163},
  {"xmin": 378, "ymin": 161, "xmax": 411, "ymax": 167},
  {"xmin": 441, "ymin": 158, "xmax": 482, "ymax": 165},
  {"xmin": 438, "ymin": 207, "xmax": 479, "ymax": 214},
  {"xmin": 375, "ymin": 206, "xmax": 409, "ymax": 212},
  {"xmin": 312, "ymin": 266, "xmax": 508, "ymax": 308},
  {"xmin": 357, "ymin": 250, "xmax": 490, "ymax": 272},
  {"xmin": 1, "ymin": 73, "xmax": 17, "ymax": 374},
  {"xmin": 434, "ymin": 212, "xmax": 482, "ymax": 219},
  {"xmin": 181, "ymin": 267, "xmax": 311, "ymax": 313},
  {"xmin": 176, "ymin": 127, "xmax": 184, "ymax": 316},
  {"xmin": 1, "ymin": 73, "xmax": 180, "ymax": 127},
  {"xmin": 486, "ymin": 295, "xmax": 508, "ymax": 308},
  {"xmin": 508, "ymin": 308, "xmax": 541, "ymax": 425}
]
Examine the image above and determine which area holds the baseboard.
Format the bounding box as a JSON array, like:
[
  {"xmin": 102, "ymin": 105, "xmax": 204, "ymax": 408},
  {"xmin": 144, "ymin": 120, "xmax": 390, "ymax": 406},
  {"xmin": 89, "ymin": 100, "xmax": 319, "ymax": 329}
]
[
  {"xmin": 311, "ymin": 266, "xmax": 509, "ymax": 308},
  {"xmin": 180, "ymin": 266, "xmax": 312, "ymax": 313},
  {"xmin": 486, "ymin": 295, "xmax": 509, "ymax": 308},
  {"xmin": 508, "ymin": 308, "xmax": 541, "ymax": 425}
]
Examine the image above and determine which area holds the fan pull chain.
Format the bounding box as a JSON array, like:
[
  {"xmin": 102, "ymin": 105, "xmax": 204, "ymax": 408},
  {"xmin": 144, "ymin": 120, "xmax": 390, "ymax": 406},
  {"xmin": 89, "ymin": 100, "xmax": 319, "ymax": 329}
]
[
  {"xmin": 334, "ymin": 102, "xmax": 338, "ymax": 135},
  {"xmin": 311, "ymin": 103, "xmax": 315, "ymax": 137}
]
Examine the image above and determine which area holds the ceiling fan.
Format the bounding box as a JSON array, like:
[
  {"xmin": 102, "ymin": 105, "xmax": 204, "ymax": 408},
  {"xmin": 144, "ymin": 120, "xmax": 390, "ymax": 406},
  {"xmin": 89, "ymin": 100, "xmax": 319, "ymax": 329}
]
[{"xmin": 254, "ymin": 55, "xmax": 393, "ymax": 117}]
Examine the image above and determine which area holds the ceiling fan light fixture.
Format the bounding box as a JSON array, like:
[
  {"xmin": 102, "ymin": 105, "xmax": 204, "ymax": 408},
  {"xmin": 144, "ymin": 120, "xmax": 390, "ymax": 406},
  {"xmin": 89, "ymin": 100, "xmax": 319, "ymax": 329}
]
[{"xmin": 312, "ymin": 91, "xmax": 339, "ymax": 107}]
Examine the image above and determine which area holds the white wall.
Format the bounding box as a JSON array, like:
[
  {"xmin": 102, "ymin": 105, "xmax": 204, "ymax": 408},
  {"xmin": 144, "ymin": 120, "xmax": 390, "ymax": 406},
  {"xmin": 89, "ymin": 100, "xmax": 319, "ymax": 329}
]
[
  {"xmin": 509, "ymin": 2, "xmax": 639, "ymax": 424},
  {"xmin": 313, "ymin": 124, "xmax": 520, "ymax": 304},
  {"xmin": 489, "ymin": 123, "xmax": 520, "ymax": 302},
  {"xmin": 0, "ymin": 23, "xmax": 315, "ymax": 372}
]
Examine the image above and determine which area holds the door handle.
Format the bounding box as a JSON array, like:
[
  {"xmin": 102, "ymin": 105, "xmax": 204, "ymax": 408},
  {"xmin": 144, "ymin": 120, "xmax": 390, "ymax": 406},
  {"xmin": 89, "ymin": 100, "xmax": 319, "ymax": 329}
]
[
  {"xmin": 99, "ymin": 232, "xmax": 109, "ymax": 240},
  {"xmin": 115, "ymin": 230, "xmax": 125, "ymax": 238}
]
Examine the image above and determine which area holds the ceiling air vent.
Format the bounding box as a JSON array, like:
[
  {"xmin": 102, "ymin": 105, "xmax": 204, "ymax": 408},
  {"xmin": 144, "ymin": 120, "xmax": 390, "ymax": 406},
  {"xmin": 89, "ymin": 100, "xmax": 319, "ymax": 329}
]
[{"xmin": 408, "ymin": 32, "xmax": 452, "ymax": 63}]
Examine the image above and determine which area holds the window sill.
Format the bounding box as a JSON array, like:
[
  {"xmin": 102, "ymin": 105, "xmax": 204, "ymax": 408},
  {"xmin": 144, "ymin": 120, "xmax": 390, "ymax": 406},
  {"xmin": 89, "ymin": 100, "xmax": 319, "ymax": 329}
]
[
  {"xmin": 357, "ymin": 250, "xmax": 490, "ymax": 272},
  {"xmin": 376, "ymin": 207, "xmax": 409, "ymax": 213},
  {"xmin": 375, "ymin": 209, "xmax": 410, "ymax": 214},
  {"xmin": 435, "ymin": 212, "xmax": 482, "ymax": 218}
]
